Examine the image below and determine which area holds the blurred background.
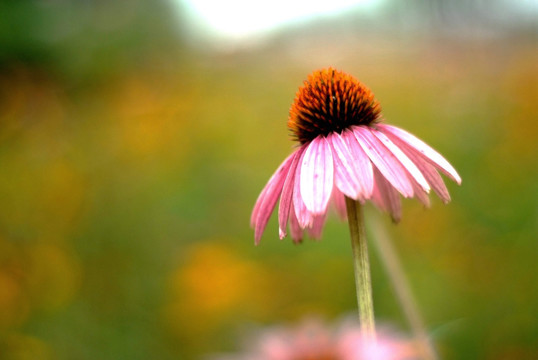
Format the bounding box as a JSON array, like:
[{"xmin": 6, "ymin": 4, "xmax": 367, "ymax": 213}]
[{"xmin": 0, "ymin": 0, "xmax": 536, "ymax": 359}]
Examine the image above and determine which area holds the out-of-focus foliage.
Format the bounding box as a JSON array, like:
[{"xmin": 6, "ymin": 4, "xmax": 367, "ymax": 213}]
[{"xmin": 0, "ymin": 1, "xmax": 536, "ymax": 359}]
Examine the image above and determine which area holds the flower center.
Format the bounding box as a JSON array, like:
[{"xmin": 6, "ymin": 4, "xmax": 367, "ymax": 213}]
[{"xmin": 288, "ymin": 68, "xmax": 381, "ymax": 144}]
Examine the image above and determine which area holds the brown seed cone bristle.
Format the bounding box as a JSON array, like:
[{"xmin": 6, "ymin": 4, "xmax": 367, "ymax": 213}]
[{"xmin": 288, "ymin": 68, "xmax": 381, "ymax": 144}]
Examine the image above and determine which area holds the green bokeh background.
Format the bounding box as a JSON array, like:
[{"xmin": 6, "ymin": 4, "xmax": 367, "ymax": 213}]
[{"xmin": 0, "ymin": 1, "xmax": 536, "ymax": 359}]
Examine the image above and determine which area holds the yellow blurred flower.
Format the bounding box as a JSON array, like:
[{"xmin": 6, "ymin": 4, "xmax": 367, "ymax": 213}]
[{"xmin": 163, "ymin": 241, "xmax": 269, "ymax": 337}]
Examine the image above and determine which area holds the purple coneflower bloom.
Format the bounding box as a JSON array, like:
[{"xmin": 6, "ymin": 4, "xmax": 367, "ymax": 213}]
[
  {"xmin": 213, "ymin": 318, "xmax": 419, "ymax": 360},
  {"xmin": 251, "ymin": 68, "xmax": 461, "ymax": 244}
]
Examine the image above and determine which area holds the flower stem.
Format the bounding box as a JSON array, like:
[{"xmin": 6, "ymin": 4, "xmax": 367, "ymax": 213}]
[{"xmin": 345, "ymin": 197, "xmax": 376, "ymax": 337}]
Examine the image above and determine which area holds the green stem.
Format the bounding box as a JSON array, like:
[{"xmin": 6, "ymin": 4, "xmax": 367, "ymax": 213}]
[{"xmin": 345, "ymin": 197, "xmax": 376, "ymax": 338}]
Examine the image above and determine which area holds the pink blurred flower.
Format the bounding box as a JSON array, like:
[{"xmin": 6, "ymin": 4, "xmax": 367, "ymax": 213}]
[
  {"xmin": 251, "ymin": 68, "xmax": 461, "ymax": 244},
  {"xmin": 215, "ymin": 318, "xmax": 419, "ymax": 360}
]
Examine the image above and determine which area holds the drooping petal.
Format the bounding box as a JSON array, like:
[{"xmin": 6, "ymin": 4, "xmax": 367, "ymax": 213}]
[
  {"xmin": 371, "ymin": 128, "xmax": 430, "ymax": 193},
  {"xmin": 300, "ymin": 136, "xmax": 334, "ymax": 214},
  {"xmin": 251, "ymin": 152, "xmax": 297, "ymax": 227},
  {"xmin": 308, "ymin": 213, "xmax": 328, "ymax": 240},
  {"xmin": 378, "ymin": 124, "xmax": 462, "ymax": 184},
  {"xmin": 342, "ymin": 129, "xmax": 374, "ymax": 200},
  {"xmin": 293, "ymin": 148, "xmax": 314, "ymax": 228},
  {"xmin": 278, "ymin": 146, "xmax": 306, "ymax": 239},
  {"xmin": 353, "ymin": 126, "xmax": 414, "ymax": 198},
  {"xmin": 332, "ymin": 186, "xmax": 347, "ymax": 220},
  {"xmin": 411, "ymin": 179, "xmax": 431, "ymax": 207},
  {"xmin": 400, "ymin": 145, "xmax": 451, "ymax": 203},
  {"xmin": 289, "ymin": 202, "xmax": 303, "ymax": 243},
  {"xmin": 327, "ymin": 132, "xmax": 361, "ymax": 200},
  {"xmin": 253, "ymin": 153, "xmax": 296, "ymax": 244},
  {"xmin": 370, "ymin": 181, "xmax": 386, "ymax": 213},
  {"xmin": 372, "ymin": 167, "xmax": 402, "ymax": 222},
  {"xmin": 251, "ymin": 182, "xmax": 270, "ymax": 228}
]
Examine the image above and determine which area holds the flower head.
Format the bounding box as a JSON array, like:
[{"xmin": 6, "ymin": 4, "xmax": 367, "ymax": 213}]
[
  {"xmin": 251, "ymin": 68, "xmax": 461, "ymax": 244},
  {"xmin": 289, "ymin": 69, "xmax": 381, "ymax": 144},
  {"xmin": 213, "ymin": 318, "xmax": 420, "ymax": 360}
]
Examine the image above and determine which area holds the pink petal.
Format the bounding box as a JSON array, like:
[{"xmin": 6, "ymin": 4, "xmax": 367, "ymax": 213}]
[
  {"xmin": 251, "ymin": 152, "xmax": 296, "ymax": 226},
  {"xmin": 253, "ymin": 153, "xmax": 296, "ymax": 244},
  {"xmin": 342, "ymin": 129, "xmax": 374, "ymax": 200},
  {"xmin": 378, "ymin": 124, "xmax": 462, "ymax": 184},
  {"xmin": 327, "ymin": 132, "xmax": 362, "ymax": 200},
  {"xmin": 289, "ymin": 202, "xmax": 303, "ymax": 243},
  {"xmin": 372, "ymin": 167, "xmax": 402, "ymax": 222},
  {"xmin": 251, "ymin": 181, "xmax": 270, "ymax": 228},
  {"xmin": 370, "ymin": 182, "xmax": 387, "ymax": 213},
  {"xmin": 371, "ymin": 128, "xmax": 430, "ymax": 193},
  {"xmin": 353, "ymin": 126, "xmax": 414, "ymax": 198},
  {"xmin": 411, "ymin": 179, "xmax": 431, "ymax": 207},
  {"xmin": 332, "ymin": 186, "xmax": 347, "ymax": 220},
  {"xmin": 400, "ymin": 146, "xmax": 451, "ymax": 203},
  {"xmin": 278, "ymin": 146, "xmax": 306, "ymax": 239},
  {"xmin": 293, "ymin": 148, "xmax": 314, "ymax": 228},
  {"xmin": 308, "ymin": 213, "xmax": 327, "ymax": 240},
  {"xmin": 300, "ymin": 136, "xmax": 334, "ymax": 214}
]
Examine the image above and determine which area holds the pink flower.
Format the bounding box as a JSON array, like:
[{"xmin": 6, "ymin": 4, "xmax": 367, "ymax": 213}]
[
  {"xmin": 214, "ymin": 318, "xmax": 420, "ymax": 360},
  {"xmin": 251, "ymin": 68, "xmax": 461, "ymax": 244}
]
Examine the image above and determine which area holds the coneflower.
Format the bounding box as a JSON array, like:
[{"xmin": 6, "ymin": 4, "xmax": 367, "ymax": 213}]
[{"xmin": 251, "ymin": 67, "xmax": 461, "ymax": 342}]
